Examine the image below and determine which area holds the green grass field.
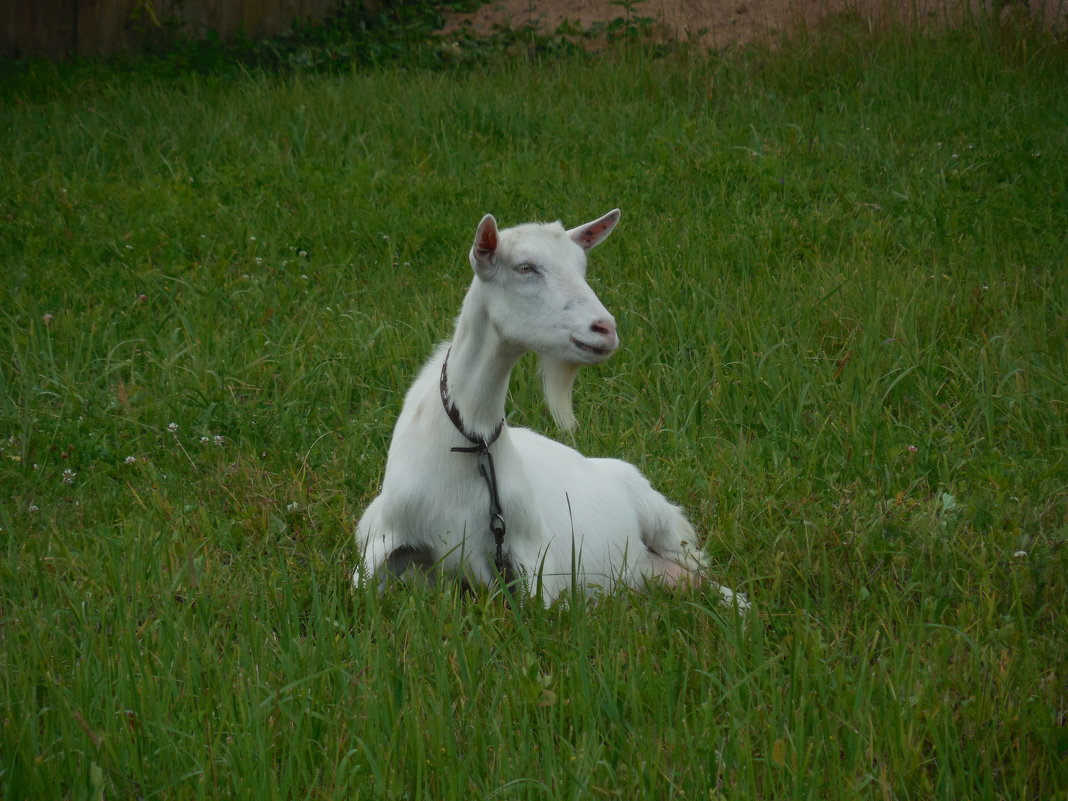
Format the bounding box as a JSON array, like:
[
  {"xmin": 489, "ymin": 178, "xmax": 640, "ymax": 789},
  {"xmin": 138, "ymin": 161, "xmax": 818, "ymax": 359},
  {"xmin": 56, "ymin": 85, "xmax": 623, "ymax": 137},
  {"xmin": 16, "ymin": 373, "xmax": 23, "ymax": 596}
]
[{"xmin": 2, "ymin": 15, "xmax": 1066, "ymax": 801}]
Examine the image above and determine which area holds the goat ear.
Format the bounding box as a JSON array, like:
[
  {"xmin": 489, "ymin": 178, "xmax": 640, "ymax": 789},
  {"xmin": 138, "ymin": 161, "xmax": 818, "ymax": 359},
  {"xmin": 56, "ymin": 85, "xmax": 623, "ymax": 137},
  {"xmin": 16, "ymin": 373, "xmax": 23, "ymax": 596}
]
[
  {"xmin": 470, "ymin": 213, "xmax": 499, "ymax": 278},
  {"xmin": 567, "ymin": 208, "xmax": 621, "ymax": 251}
]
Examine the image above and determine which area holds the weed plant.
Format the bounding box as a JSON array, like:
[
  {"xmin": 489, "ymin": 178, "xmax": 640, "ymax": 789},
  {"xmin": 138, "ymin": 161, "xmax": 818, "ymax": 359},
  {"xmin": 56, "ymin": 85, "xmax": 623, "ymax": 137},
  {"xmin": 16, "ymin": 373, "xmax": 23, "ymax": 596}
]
[{"xmin": 1, "ymin": 14, "xmax": 1066, "ymax": 801}]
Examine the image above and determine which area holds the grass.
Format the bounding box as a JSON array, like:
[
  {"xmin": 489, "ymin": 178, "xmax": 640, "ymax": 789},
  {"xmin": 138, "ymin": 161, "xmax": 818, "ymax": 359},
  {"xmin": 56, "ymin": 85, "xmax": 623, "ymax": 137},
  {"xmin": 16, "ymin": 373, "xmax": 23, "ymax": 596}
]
[{"xmin": 2, "ymin": 15, "xmax": 1067, "ymax": 801}]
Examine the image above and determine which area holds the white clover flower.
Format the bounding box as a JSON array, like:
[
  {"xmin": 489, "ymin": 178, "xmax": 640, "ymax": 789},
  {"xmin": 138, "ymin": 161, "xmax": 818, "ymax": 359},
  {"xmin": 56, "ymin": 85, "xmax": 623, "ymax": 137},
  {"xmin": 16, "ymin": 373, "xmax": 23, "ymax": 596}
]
[
  {"xmin": 167, "ymin": 422, "xmax": 178, "ymax": 433},
  {"xmin": 213, "ymin": 435, "xmax": 225, "ymax": 447},
  {"xmin": 62, "ymin": 468, "xmax": 76, "ymax": 485},
  {"xmin": 125, "ymin": 455, "xmax": 136, "ymax": 464}
]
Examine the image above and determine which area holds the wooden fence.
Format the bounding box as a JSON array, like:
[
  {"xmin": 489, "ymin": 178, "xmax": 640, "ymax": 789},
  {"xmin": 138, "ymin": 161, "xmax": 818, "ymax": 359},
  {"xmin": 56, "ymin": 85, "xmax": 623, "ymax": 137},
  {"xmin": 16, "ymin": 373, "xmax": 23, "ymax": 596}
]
[{"xmin": 2, "ymin": 0, "xmax": 344, "ymax": 58}]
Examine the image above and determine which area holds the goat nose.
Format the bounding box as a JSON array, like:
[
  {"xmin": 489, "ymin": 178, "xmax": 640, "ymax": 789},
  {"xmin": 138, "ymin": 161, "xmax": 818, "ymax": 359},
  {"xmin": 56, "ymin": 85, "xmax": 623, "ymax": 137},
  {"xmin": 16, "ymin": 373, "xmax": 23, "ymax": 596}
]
[
  {"xmin": 590, "ymin": 318, "xmax": 614, "ymax": 336},
  {"xmin": 590, "ymin": 316, "xmax": 618, "ymax": 344}
]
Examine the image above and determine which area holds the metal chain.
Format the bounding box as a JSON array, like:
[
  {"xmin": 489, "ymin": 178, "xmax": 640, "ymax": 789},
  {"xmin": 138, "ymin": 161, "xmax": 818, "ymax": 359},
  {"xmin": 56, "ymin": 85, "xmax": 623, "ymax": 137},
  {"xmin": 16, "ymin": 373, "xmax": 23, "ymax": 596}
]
[
  {"xmin": 477, "ymin": 447, "xmax": 507, "ymax": 573},
  {"xmin": 440, "ymin": 348, "xmax": 509, "ymax": 577}
]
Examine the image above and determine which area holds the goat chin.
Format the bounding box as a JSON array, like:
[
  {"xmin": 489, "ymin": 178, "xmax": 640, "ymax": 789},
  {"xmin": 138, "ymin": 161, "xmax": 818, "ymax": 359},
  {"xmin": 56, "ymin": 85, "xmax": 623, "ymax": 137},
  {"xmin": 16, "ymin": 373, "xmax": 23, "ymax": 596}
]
[{"xmin": 540, "ymin": 356, "xmax": 580, "ymax": 432}]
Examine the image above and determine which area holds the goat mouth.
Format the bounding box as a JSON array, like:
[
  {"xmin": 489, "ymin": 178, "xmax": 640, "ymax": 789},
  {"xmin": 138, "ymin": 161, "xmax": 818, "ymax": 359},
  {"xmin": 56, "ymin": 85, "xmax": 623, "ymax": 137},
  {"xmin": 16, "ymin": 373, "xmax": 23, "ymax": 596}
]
[{"xmin": 570, "ymin": 337, "xmax": 614, "ymax": 358}]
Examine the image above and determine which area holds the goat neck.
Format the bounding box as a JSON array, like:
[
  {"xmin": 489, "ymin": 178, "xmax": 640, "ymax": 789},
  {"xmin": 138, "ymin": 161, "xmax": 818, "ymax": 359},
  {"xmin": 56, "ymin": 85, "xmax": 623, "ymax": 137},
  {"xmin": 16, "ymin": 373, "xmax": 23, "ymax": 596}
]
[{"xmin": 439, "ymin": 284, "xmax": 521, "ymax": 446}]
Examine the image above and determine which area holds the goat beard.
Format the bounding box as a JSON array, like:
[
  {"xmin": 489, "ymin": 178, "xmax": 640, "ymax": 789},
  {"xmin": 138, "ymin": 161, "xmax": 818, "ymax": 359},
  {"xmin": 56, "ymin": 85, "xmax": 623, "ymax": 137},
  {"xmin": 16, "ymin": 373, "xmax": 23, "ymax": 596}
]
[{"xmin": 539, "ymin": 356, "xmax": 580, "ymax": 431}]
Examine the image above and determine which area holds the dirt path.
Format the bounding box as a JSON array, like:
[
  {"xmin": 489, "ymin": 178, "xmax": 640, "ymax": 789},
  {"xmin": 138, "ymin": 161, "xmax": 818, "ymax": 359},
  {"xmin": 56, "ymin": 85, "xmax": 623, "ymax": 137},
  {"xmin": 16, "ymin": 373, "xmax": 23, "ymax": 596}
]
[
  {"xmin": 440, "ymin": 0, "xmax": 846, "ymax": 48},
  {"xmin": 438, "ymin": 0, "xmax": 1065, "ymax": 49}
]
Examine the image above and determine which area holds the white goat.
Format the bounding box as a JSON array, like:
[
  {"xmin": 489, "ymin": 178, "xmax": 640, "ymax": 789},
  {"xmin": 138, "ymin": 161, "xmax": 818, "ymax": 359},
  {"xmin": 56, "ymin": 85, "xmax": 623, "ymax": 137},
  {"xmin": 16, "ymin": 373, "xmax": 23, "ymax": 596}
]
[{"xmin": 354, "ymin": 209, "xmax": 746, "ymax": 607}]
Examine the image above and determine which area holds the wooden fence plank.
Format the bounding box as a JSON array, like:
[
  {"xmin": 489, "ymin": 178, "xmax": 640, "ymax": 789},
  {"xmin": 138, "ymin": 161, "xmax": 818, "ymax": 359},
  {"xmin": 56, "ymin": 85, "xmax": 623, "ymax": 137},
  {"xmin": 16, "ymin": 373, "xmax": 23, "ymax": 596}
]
[{"xmin": 2, "ymin": 0, "xmax": 341, "ymax": 58}]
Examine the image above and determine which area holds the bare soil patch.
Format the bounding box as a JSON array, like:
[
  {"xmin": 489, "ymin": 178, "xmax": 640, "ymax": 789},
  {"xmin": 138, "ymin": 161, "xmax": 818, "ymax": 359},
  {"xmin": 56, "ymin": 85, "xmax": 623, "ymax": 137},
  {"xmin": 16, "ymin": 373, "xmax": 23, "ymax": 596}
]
[{"xmin": 438, "ymin": 0, "xmax": 1066, "ymax": 49}]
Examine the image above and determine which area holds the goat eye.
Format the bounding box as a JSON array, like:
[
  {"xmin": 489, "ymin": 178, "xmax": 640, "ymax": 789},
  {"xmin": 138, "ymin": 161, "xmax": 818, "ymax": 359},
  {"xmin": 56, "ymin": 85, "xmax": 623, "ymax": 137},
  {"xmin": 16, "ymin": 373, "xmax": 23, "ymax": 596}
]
[{"xmin": 515, "ymin": 263, "xmax": 539, "ymax": 276}]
